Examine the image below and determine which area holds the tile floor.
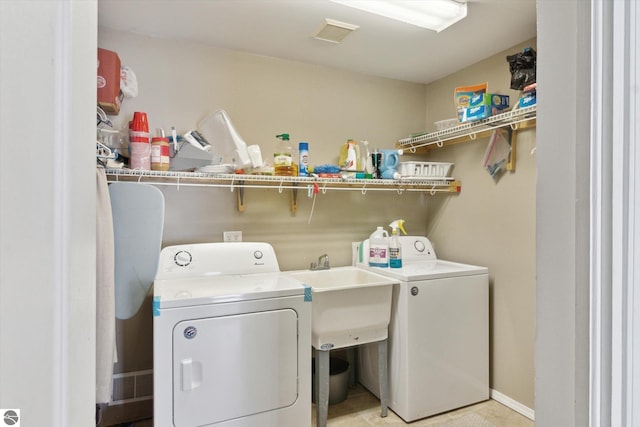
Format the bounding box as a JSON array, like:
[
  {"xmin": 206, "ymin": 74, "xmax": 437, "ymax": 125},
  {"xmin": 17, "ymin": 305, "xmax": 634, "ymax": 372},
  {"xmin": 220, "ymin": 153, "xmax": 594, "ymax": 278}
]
[
  {"xmin": 125, "ymin": 384, "xmax": 533, "ymax": 427},
  {"xmin": 311, "ymin": 384, "xmax": 533, "ymax": 426}
]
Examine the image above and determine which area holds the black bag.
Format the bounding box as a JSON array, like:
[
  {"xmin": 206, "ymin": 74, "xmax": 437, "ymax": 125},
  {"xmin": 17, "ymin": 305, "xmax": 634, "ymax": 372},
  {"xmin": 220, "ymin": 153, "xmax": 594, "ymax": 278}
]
[{"xmin": 506, "ymin": 47, "xmax": 537, "ymax": 90}]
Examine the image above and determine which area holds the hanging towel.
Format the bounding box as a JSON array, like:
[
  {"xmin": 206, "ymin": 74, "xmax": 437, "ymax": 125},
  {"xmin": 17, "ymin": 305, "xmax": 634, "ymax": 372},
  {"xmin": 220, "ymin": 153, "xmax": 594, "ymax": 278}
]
[{"xmin": 96, "ymin": 166, "xmax": 117, "ymax": 404}]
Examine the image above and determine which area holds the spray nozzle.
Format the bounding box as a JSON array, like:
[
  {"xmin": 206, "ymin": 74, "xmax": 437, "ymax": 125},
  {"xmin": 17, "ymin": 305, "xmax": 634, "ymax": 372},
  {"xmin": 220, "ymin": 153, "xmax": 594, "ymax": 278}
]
[
  {"xmin": 389, "ymin": 219, "xmax": 407, "ymax": 235},
  {"xmin": 276, "ymin": 133, "xmax": 290, "ymax": 141}
]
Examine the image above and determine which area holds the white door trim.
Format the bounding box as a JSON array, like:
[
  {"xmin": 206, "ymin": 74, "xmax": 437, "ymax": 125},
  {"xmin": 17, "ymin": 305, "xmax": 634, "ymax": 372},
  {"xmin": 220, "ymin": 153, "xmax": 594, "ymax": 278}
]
[{"xmin": 589, "ymin": 0, "xmax": 639, "ymax": 425}]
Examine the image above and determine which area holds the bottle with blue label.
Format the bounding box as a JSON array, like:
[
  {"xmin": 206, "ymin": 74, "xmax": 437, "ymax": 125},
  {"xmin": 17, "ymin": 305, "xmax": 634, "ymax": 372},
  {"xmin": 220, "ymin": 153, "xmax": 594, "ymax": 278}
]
[
  {"xmin": 388, "ymin": 219, "xmax": 407, "ymax": 268},
  {"xmin": 299, "ymin": 142, "xmax": 309, "ymax": 176},
  {"xmin": 368, "ymin": 226, "xmax": 389, "ymax": 268}
]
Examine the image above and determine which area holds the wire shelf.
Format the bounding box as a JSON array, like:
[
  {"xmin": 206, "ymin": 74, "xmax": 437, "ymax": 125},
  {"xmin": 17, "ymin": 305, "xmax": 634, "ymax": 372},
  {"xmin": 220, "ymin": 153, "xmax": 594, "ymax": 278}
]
[
  {"xmin": 105, "ymin": 169, "xmax": 460, "ymax": 194},
  {"xmin": 398, "ymin": 105, "xmax": 536, "ymax": 151}
]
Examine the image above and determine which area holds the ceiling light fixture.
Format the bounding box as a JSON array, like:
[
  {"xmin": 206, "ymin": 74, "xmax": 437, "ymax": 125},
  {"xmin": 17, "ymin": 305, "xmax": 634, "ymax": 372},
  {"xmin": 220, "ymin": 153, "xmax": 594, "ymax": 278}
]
[
  {"xmin": 314, "ymin": 18, "xmax": 360, "ymax": 43},
  {"xmin": 330, "ymin": 0, "xmax": 467, "ymax": 32}
]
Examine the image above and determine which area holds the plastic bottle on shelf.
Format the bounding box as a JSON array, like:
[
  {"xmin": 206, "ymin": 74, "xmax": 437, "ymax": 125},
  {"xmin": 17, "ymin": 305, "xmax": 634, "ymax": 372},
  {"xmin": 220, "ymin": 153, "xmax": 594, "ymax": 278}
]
[
  {"xmin": 339, "ymin": 139, "xmax": 359, "ymax": 171},
  {"xmin": 274, "ymin": 133, "xmax": 294, "ymax": 176},
  {"xmin": 299, "ymin": 142, "xmax": 309, "ymax": 176},
  {"xmin": 361, "ymin": 140, "xmax": 374, "ymax": 178},
  {"xmin": 372, "ymin": 148, "xmax": 382, "ymax": 179},
  {"xmin": 368, "ymin": 226, "xmax": 389, "ymax": 268},
  {"xmin": 388, "ymin": 219, "xmax": 407, "ymax": 268}
]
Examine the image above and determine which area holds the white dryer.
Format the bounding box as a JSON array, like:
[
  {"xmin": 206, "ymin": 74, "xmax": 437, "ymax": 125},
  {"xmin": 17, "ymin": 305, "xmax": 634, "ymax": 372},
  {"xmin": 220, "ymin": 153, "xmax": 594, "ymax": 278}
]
[
  {"xmin": 153, "ymin": 242, "xmax": 311, "ymax": 427},
  {"xmin": 356, "ymin": 236, "xmax": 489, "ymax": 422}
]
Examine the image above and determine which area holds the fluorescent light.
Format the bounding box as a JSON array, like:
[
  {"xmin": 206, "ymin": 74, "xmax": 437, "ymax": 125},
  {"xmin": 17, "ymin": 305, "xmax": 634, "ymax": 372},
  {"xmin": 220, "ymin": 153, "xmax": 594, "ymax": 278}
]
[{"xmin": 330, "ymin": 0, "xmax": 467, "ymax": 32}]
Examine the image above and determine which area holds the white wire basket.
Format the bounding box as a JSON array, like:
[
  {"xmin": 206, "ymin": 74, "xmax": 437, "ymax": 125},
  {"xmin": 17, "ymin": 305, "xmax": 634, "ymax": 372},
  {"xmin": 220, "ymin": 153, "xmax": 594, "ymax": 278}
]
[{"xmin": 399, "ymin": 161, "xmax": 453, "ymax": 179}]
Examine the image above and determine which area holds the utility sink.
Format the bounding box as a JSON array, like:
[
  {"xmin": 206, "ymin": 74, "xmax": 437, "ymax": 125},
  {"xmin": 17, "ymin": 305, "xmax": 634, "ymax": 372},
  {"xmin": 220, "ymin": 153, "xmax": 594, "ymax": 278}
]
[{"xmin": 287, "ymin": 266, "xmax": 398, "ymax": 350}]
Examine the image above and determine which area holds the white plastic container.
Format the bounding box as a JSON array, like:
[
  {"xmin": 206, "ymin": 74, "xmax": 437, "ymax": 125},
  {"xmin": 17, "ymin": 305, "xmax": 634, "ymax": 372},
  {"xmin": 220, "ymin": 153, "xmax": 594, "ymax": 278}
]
[{"xmin": 368, "ymin": 226, "xmax": 389, "ymax": 268}]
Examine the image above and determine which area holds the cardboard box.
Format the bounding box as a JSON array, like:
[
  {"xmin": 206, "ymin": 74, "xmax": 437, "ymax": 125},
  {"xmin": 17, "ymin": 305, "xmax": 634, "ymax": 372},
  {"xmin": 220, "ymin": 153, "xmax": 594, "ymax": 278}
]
[
  {"xmin": 97, "ymin": 48, "xmax": 121, "ymax": 114},
  {"xmin": 458, "ymin": 94, "xmax": 510, "ymax": 122},
  {"xmin": 454, "ymin": 82, "xmax": 488, "ymax": 109},
  {"xmin": 459, "ymin": 105, "xmax": 491, "ymax": 122},
  {"xmin": 519, "ymin": 91, "xmax": 537, "ymax": 108},
  {"xmin": 469, "ymin": 93, "xmax": 510, "ymax": 109}
]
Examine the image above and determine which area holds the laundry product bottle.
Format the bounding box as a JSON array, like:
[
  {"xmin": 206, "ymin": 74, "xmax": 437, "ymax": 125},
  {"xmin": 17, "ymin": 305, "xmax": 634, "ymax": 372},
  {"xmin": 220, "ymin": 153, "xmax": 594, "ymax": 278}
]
[
  {"xmin": 274, "ymin": 133, "xmax": 294, "ymax": 176},
  {"xmin": 361, "ymin": 140, "xmax": 374, "ymax": 177},
  {"xmin": 368, "ymin": 226, "xmax": 389, "ymax": 268},
  {"xmin": 339, "ymin": 139, "xmax": 358, "ymax": 171},
  {"xmin": 372, "ymin": 148, "xmax": 382, "ymax": 179},
  {"xmin": 388, "ymin": 219, "xmax": 407, "ymax": 268}
]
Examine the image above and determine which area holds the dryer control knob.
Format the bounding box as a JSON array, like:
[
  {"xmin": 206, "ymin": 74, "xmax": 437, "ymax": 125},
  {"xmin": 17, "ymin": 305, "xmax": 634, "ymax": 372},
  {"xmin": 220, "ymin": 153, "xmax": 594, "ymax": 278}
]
[
  {"xmin": 174, "ymin": 250, "xmax": 192, "ymax": 267},
  {"xmin": 414, "ymin": 240, "xmax": 425, "ymax": 252},
  {"xmin": 254, "ymin": 250, "xmax": 263, "ymax": 260}
]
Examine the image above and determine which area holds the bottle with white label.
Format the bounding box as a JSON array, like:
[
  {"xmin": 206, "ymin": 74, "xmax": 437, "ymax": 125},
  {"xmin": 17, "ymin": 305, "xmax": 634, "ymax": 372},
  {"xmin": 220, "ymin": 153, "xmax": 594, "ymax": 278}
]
[{"xmin": 368, "ymin": 226, "xmax": 389, "ymax": 268}]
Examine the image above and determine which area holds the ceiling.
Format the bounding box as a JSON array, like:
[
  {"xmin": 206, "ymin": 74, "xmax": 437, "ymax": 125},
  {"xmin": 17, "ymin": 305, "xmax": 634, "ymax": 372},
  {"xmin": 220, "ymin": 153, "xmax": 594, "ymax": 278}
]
[{"xmin": 98, "ymin": 0, "xmax": 537, "ymax": 85}]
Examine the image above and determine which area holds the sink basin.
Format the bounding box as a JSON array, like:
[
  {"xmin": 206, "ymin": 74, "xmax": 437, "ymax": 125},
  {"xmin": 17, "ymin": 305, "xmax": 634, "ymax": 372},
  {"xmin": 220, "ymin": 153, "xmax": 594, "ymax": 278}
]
[{"xmin": 287, "ymin": 266, "xmax": 398, "ymax": 350}]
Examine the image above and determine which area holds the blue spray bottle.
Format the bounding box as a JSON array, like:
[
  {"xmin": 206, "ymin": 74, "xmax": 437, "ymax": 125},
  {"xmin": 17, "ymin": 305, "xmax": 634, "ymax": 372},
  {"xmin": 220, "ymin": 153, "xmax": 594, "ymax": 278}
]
[{"xmin": 389, "ymin": 219, "xmax": 407, "ymax": 268}]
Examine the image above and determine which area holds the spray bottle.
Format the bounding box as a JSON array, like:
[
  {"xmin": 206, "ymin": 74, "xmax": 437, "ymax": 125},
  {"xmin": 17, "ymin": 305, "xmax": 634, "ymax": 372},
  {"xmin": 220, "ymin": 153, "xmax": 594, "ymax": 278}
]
[{"xmin": 388, "ymin": 219, "xmax": 407, "ymax": 268}]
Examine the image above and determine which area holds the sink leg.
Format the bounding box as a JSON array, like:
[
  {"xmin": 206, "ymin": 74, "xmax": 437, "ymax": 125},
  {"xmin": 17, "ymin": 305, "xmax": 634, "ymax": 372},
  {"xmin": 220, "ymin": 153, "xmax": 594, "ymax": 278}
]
[
  {"xmin": 378, "ymin": 339, "xmax": 388, "ymax": 417},
  {"xmin": 316, "ymin": 348, "xmax": 330, "ymax": 427},
  {"xmin": 347, "ymin": 347, "xmax": 356, "ymax": 387}
]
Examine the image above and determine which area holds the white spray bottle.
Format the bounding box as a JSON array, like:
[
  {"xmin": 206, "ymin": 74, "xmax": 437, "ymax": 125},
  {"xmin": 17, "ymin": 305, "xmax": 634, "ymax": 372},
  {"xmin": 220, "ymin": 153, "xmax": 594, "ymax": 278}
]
[{"xmin": 389, "ymin": 219, "xmax": 407, "ymax": 268}]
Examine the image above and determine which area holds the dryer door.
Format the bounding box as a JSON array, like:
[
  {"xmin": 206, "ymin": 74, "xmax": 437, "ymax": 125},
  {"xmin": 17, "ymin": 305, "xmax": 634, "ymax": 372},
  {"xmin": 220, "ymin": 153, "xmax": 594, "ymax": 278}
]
[{"xmin": 172, "ymin": 309, "xmax": 298, "ymax": 426}]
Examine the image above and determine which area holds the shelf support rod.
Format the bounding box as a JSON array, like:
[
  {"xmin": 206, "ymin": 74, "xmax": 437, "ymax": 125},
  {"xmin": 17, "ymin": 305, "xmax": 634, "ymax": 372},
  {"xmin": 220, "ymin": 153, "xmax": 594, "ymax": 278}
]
[
  {"xmin": 290, "ymin": 182, "xmax": 298, "ymax": 214},
  {"xmin": 237, "ymin": 180, "xmax": 245, "ymax": 212}
]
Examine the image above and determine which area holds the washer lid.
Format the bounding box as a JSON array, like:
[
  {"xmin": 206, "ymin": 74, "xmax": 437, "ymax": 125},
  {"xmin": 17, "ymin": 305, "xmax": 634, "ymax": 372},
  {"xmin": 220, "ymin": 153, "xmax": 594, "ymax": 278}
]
[
  {"xmin": 154, "ymin": 272, "xmax": 307, "ymax": 309},
  {"xmin": 358, "ymin": 259, "xmax": 487, "ymax": 281}
]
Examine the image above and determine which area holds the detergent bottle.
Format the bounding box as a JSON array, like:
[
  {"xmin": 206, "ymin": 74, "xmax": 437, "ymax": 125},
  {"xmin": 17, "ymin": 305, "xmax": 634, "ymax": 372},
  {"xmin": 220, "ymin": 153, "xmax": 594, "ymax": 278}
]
[
  {"xmin": 368, "ymin": 226, "xmax": 389, "ymax": 268},
  {"xmin": 339, "ymin": 139, "xmax": 358, "ymax": 171},
  {"xmin": 380, "ymin": 149, "xmax": 403, "ymax": 179},
  {"xmin": 388, "ymin": 219, "xmax": 407, "ymax": 268}
]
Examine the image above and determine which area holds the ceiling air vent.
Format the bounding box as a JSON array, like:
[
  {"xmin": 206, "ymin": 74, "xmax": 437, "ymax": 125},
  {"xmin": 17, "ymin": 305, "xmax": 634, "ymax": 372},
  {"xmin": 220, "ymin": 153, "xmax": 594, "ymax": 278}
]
[{"xmin": 314, "ymin": 18, "xmax": 359, "ymax": 43}]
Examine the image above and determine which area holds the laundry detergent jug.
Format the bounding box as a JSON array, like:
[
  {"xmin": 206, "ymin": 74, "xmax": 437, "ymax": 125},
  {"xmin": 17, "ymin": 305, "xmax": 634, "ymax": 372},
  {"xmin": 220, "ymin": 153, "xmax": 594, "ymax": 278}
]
[
  {"xmin": 380, "ymin": 149, "xmax": 402, "ymax": 179},
  {"xmin": 368, "ymin": 226, "xmax": 389, "ymax": 267}
]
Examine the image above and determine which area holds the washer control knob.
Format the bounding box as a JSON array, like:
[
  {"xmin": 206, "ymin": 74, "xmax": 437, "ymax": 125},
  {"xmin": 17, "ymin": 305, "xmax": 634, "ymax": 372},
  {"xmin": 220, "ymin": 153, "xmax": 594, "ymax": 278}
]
[
  {"xmin": 174, "ymin": 250, "xmax": 192, "ymax": 267},
  {"xmin": 414, "ymin": 240, "xmax": 425, "ymax": 252},
  {"xmin": 254, "ymin": 250, "xmax": 263, "ymax": 260},
  {"xmin": 411, "ymin": 286, "xmax": 419, "ymax": 296}
]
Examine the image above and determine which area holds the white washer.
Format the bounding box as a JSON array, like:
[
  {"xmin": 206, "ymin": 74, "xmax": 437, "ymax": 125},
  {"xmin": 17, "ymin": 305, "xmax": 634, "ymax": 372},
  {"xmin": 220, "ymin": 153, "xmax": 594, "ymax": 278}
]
[
  {"xmin": 356, "ymin": 236, "xmax": 489, "ymax": 422},
  {"xmin": 153, "ymin": 242, "xmax": 311, "ymax": 427}
]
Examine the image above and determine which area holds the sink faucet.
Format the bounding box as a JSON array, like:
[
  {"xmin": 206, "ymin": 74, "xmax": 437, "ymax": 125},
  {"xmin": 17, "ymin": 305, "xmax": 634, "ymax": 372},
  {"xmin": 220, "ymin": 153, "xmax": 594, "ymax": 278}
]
[{"xmin": 310, "ymin": 253, "xmax": 330, "ymax": 270}]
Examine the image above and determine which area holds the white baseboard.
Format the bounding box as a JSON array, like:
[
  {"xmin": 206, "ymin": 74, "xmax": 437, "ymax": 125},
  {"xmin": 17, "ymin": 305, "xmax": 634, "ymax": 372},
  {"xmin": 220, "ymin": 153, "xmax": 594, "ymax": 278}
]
[{"xmin": 490, "ymin": 388, "xmax": 535, "ymax": 421}]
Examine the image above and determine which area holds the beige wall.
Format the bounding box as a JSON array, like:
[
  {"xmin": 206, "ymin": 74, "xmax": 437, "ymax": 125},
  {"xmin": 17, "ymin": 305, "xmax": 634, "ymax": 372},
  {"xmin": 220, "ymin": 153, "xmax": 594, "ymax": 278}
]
[
  {"xmin": 98, "ymin": 28, "xmax": 430, "ymax": 271},
  {"xmin": 423, "ymin": 39, "xmax": 537, "ymax": 409}
]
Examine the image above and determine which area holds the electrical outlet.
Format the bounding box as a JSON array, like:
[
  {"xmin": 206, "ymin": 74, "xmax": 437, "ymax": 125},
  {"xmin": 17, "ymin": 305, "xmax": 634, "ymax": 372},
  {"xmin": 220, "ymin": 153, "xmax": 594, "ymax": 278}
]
[{"xmin": 223, "ymin": 231, "xmax": 242, "ymax": 242}]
